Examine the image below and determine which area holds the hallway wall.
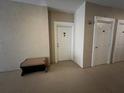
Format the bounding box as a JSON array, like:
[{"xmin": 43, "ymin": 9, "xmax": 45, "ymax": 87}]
[
  {"xmin": 0, "ymin": 0, "xmax": 49, "ymax": 72},
  {"xmin": 84, "ymin": 2, "xmax": 124, "ymax": 68},
  {"xmin": 74, "ymin": 2, "xmax": 86, "ymax": 68}
]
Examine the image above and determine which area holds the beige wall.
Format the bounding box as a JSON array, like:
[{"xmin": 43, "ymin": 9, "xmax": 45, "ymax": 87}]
[
  {"xmin": 48, "ymin": 9, "xmax": 74, "ymax": 63},
  {"xmin": 84, "ymin": 2, "xmax": 124, "ymax": 68},
  {"xmin": 0, "ymin": 0, "xmax": 49, "ymax": 72},
  {"xmin": 74, "ymin": 2, "xmax": 85, "ymax": 68}
]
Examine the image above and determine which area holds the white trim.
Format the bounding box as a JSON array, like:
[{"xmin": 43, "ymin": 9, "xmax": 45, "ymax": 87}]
[
  {"xmin": 0, "ymin": 67, "xmax": 20, "ymax": 72},
  {"xmin": 54, "ymin": 22, "xmax": 74, "ymax": 63},
  {"xmin": 91, "ymin": 16, "xmax": 115, "ymax": 67},
  {"xmin": 12, "ymin": 0, "xmax": 47, "ymax": 6},
  {"xmin": 118, "ymin": 20, "xmax": 124, "ymax": 24}
]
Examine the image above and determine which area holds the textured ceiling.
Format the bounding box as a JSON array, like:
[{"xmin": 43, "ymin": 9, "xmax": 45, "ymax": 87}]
[
  {"xmin": 47, "ymin": 0, "xmax": 84, "ymax": 13},
  {"xmin": 12, "ymin": 0, "xmax": 84, "ymax": 13},
  {"xmin": 12, "ymin": 0, "xmax": 124, "ymax": 13}
]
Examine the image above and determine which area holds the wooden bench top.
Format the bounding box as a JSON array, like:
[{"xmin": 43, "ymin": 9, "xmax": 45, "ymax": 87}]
[{"xmin": 21, "ymin": 57, "xmax": 48, "ymax": 67}]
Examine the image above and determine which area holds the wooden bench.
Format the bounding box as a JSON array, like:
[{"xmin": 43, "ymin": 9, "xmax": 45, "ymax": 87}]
[{"xmin": 20, "ymin": 57, "xmax": 48, "ymax": 76}]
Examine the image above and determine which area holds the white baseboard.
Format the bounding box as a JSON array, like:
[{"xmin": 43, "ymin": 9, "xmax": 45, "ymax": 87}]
[{"xmin": 0, "ymin": 67, "xmax": 20, "ymax": 73}]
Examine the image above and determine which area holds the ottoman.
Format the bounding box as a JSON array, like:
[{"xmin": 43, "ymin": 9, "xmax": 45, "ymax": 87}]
[{"xmin": 20, "ymin": 57, "xmax": 48, "ymax": 76}]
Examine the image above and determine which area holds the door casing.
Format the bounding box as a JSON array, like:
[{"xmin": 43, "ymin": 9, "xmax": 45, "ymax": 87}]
[
  {"xmin": 91, "ymin": 16, "xmax": 115, "ymax": 67},
  {"xmin": 54, "ymin": 22, "xmax": 74, "ymax": 63}
]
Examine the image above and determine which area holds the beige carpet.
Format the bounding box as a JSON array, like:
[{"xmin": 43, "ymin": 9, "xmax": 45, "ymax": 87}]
[{"xmin": 0, "ymin": 61, "xmax": 124, "ymax": 93}]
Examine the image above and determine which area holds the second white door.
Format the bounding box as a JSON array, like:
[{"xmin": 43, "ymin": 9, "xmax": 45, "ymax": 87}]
[
  {"xmin": 113, "ymin": 20, "xmax": 124, "ymax": 62},
  {"xmin": 92, "ymin": 17, "xmax": 115, "ymax": 66}
]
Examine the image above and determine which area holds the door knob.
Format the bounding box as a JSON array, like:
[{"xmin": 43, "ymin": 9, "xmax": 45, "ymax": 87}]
[{"xmin": 57, "ymin": 43, "xmax": 59, "ymax": 47}]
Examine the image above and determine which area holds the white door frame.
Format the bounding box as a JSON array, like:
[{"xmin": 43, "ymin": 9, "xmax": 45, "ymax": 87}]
[
  {"xmin": 91, "ymin": 16, "xmax": 115, "ymax": 67},
  {"xmin": 54, "ymin": 22, "xmax": 74, "ymax": 63}
]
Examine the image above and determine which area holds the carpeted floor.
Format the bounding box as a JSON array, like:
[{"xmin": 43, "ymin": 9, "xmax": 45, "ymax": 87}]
[{"xmin": 0, "ymin": 61, "xmax": 124, "ymax": 93}]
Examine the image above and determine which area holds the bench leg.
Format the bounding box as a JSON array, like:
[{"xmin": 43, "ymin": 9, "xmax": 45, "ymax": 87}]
[
  {"xmin": 45, "ymin": 67, "xmax": 48, "ymax": 72},
  {"xmin": 21, "ymin": 72, "xmax": 24, "ymax": 76}
]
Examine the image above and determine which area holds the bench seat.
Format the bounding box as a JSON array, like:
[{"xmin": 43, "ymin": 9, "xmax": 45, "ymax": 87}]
[{"xmin": 20, "ymin": 57, "xmax": 48, "ymax": 76}]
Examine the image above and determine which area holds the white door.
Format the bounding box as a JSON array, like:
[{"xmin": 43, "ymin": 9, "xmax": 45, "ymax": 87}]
[
  {"xmin": 54, "ymin": 22, "xmax": 74, "ymax": 62},
  {"xmin": 92, "ymin": 17, "xmax": 115, "ymax": 66},
  {"xmin": 113, "ymin": 20, "xmax": 124, "ymax": 62},
  {"xmin": 57, "ymin": 25, "xmax": 72, "ymax": 61}
]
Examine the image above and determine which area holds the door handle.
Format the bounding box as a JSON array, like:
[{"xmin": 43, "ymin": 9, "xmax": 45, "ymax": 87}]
[{"xmin": 57, "ymin": 43, "xmax": 59, "ymax": 47}]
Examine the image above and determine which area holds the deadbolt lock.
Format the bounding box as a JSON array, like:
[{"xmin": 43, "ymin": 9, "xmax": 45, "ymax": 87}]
[
  {"xmin": 95, "ymin": 46, "xmax": 98, "ymax": 48},
  {"xmin": 103, "ymin": 30, "xmax": 105, "ymax": 32}
]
